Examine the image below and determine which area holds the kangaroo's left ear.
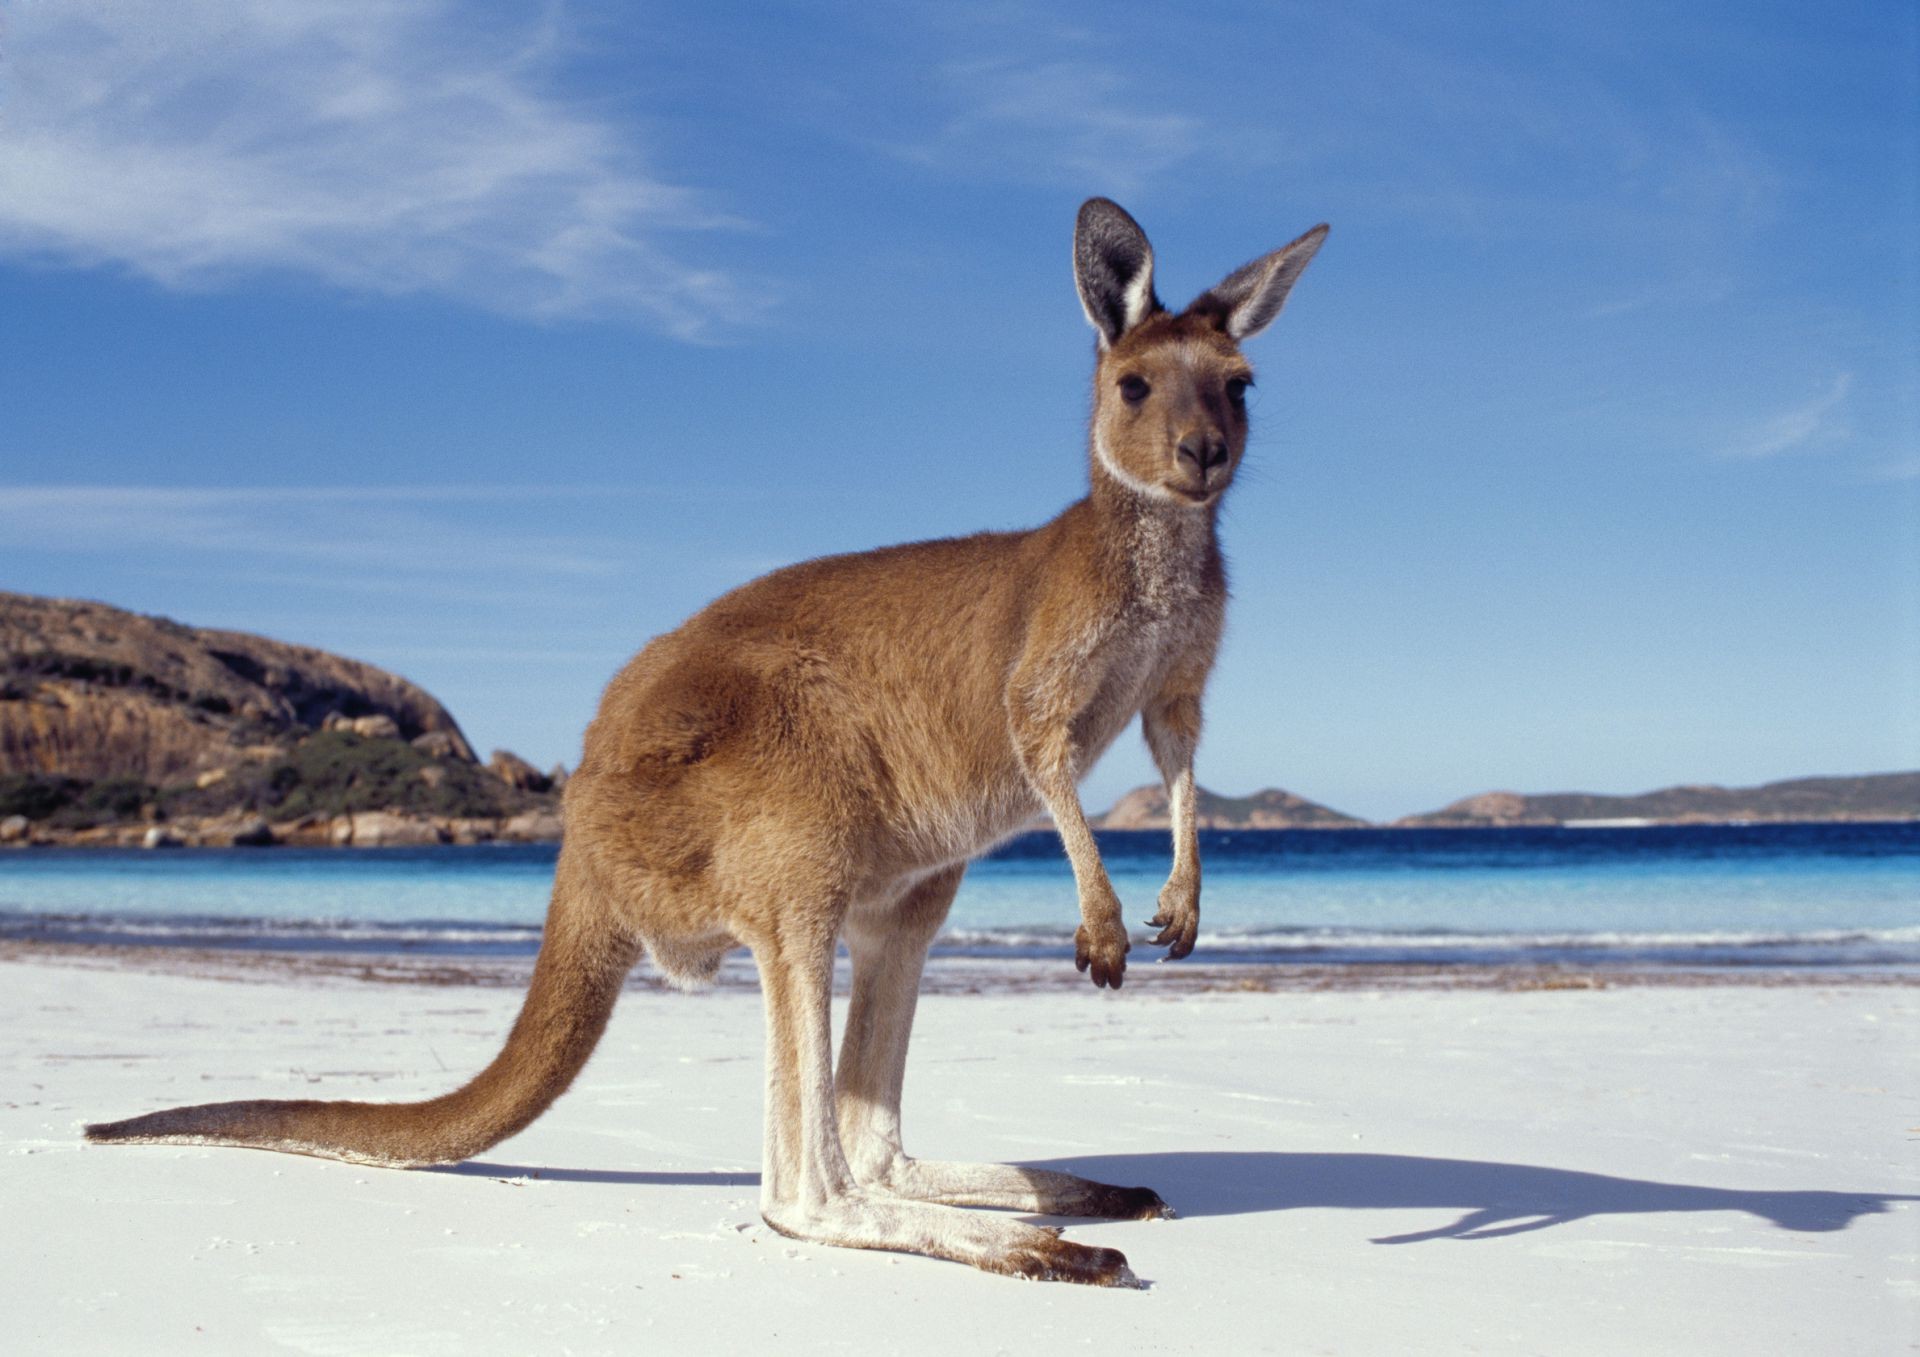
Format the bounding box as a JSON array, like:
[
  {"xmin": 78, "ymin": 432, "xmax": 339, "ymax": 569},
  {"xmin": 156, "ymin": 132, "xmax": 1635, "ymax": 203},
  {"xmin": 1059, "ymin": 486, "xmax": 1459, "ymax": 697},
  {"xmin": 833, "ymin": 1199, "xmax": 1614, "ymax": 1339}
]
[
  {"xmin": 1188, "ymin": 224, "xmax": 1329, "ymax": 341},
  {"xmin": 1075, "ymin": 198, "xmax": 1161, "ymax": 348}
]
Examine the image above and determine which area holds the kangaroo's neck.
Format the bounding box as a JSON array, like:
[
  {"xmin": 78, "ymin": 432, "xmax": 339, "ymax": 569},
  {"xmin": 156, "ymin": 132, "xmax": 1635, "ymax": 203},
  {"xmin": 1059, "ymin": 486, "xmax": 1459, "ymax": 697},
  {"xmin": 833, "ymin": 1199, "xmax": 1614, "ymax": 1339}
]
[{"xmin": 1081, "ymin": 457, "xmax": 1222, "ymax": 617}]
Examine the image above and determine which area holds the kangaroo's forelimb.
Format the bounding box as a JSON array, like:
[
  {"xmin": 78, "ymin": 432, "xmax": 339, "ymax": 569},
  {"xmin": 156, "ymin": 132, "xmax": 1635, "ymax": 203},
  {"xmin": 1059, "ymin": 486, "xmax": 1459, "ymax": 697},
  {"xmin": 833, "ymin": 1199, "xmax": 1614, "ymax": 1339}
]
[
  {"xmin": 1141, "ymin": 653, "xmax": 1215, "ymax": 959},
  {"xmin": 1007, "ymin": 628, "xmax": 1134, "ymax": 988}
]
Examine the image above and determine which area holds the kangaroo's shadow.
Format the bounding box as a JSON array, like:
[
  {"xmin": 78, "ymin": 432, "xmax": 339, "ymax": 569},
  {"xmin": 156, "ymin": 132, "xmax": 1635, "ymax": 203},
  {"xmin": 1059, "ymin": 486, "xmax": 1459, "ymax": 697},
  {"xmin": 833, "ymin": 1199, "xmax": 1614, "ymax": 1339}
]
[
  {"xmin": 436, "ymin": 1162, "xmax": 760, "ymax": 1189},
  {"xmin": 442, "ymin": 1152, "xmax": 1913, "ymax": 1246},
  {"xmin": 1026, "ymin": 1152, "xmax": 1917, "ymax": 1243}
]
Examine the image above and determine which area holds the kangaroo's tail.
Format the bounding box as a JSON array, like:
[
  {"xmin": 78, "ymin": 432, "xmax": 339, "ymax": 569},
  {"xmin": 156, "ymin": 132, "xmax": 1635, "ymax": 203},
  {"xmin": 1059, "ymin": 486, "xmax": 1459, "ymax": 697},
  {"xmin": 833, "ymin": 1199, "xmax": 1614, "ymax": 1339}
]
[{"xmin": 85, "ymin": 858, "xmax": 638, "ymax": 1168}]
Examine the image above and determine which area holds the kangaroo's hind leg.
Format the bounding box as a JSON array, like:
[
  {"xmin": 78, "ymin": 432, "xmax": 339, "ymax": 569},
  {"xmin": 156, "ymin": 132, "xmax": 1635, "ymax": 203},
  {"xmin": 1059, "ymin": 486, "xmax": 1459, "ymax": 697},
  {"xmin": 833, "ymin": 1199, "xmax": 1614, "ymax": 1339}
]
[
  {"xmin": 750, "ymin": 891, "xmax": 1137, "ymax": 1285},
  {"xmin": 834, "ymin": 867, "xmax": 1172, "ymax": 1221}
]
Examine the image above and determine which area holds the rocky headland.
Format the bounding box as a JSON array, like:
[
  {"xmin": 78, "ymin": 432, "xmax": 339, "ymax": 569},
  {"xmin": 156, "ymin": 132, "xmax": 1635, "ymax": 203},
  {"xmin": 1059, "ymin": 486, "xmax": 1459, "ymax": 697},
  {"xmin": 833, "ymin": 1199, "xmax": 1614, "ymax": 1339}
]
[{"xmin": 1, "ymin": 592, "xmax": 564, "ymax": 848}]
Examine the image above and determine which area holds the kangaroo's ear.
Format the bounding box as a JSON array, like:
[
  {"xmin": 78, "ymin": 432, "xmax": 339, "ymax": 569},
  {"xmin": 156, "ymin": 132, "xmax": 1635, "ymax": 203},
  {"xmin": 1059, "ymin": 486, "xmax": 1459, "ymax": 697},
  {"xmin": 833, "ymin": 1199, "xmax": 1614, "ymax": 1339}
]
[
  {"xmin": 1074, "ymin": 198, "xmax": 1161, "ymax": 348},
  {"xmin": 1189, "ymin": 223, "xmax": 1329, "ymax": 341}
]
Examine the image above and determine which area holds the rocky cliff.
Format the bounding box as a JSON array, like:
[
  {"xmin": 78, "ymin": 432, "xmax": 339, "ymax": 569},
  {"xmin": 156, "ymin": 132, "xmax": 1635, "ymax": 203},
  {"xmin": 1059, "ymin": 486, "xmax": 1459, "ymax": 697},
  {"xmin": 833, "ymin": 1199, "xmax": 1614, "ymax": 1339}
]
[
  {"xmin": 0, "ymin": 592, "xmax": 563, "ymax": 846},
  {"xmin": 1095, "ymin": 783, "xmax": 1365, "ymax": 829},
  {"xmin": 1, "ymin": 591, "xmax": 475, "ymax": 784}
]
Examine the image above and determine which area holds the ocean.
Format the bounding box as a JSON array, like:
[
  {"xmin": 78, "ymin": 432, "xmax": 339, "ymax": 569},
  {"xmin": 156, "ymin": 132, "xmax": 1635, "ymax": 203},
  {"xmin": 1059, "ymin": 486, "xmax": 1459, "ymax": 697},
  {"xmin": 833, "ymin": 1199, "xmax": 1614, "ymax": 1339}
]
[{"xmin": 2, "ymin": 823, "xmax": 1916, "ymax": 972}]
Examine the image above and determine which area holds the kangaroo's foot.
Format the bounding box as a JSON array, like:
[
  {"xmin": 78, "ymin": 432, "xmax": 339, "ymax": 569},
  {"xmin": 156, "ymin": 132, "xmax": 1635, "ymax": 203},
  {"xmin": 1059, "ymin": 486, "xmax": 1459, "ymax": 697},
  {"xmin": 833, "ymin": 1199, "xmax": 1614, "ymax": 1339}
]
[
  {"xmin": 761, "ymin": 1190, "xmax": 1141, "ymax": 1287},
  {"xmin": 855, "ymin": 1155, "xmax": 1173, "ymax": 1219}
]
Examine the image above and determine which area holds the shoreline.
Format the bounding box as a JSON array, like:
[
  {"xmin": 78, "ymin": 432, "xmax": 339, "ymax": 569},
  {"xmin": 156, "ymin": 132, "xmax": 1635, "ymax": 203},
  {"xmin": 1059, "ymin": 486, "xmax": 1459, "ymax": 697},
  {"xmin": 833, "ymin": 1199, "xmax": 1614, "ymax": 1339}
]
[
  {"xmin": 5, "ymin": 813, "xmax": 1919, "ymax": 850},
  {"xmin": 6, "ymin": 937, "xmax": 1916, "ymax": 995}
]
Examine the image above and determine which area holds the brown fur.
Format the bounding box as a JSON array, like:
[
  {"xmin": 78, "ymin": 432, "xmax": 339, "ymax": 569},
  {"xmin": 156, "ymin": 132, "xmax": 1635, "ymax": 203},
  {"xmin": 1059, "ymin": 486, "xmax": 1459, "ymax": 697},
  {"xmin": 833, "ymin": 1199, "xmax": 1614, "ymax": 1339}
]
[{"xmin": 86, "ymin": 199, "xmax": 1327, "ymax": 1287}]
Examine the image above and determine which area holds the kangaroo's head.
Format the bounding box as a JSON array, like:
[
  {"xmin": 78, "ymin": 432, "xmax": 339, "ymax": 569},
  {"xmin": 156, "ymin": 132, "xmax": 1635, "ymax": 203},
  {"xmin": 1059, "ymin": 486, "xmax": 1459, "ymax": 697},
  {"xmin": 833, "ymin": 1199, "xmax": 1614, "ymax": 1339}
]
[{"xmin": 1075, "ymin": 198, "xmax": 1327, "ymax": 508}]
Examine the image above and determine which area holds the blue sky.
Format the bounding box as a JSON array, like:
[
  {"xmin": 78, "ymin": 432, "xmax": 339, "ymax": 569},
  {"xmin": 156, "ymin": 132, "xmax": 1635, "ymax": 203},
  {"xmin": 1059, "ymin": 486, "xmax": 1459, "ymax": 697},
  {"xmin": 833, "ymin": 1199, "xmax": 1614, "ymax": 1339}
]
[{"xmin": 1, "ymin": 0, "xmax": 1914, "ymax": 821}]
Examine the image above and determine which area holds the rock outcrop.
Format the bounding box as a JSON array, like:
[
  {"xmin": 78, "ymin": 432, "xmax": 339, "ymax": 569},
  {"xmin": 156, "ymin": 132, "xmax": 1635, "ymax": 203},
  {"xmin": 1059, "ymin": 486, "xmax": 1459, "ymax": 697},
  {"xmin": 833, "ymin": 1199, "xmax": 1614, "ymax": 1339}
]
[
  {"xmin": 330, "ymin": 810, "xmax": 451, "ymax": 847},
  {"xmin": 487, "ymin": 749, "xmax": 552, "ymax": 793},
  {"xmin": 1095, "ymin": 784, "xmax": 1365, "ymax": 830},
  {"xmin": 1397, "ymin": 790, "xmax": 1539, "ymax": 828},
  {"xmin": 1, "ymin": 591, "xmax": 475, "ymax": 784},
  {"xmin": 0, "ymin": 592, "xmax": 570, "ymax": 846}
]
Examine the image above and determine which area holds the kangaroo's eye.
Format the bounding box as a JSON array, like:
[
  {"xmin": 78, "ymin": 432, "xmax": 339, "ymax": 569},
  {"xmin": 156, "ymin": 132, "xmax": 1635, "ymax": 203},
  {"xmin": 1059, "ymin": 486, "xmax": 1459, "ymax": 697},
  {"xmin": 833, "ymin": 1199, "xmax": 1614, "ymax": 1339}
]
[
  {"xmin": 1225, "ymin": 376, "xmax": 1251, "ymax": 406},
  {"xmin": 1118, "ymin": 374, "xmax": 1151, "ymax": 405}
]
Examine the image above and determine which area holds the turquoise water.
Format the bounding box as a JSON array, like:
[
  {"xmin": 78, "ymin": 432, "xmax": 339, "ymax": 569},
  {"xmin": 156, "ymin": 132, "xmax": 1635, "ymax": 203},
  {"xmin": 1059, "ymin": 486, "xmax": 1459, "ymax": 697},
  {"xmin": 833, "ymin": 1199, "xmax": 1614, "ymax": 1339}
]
[{"xmin": 1, "ymin": 824, "xmax": 1915, "ymax": 969}]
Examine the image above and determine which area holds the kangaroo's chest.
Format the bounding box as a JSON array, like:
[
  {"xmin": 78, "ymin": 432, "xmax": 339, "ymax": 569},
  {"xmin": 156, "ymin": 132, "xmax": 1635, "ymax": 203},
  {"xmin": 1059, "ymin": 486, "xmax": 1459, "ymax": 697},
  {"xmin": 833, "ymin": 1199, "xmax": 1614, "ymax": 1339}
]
[
  {"xmin": 1074, "ymin": 610, "xmax": 1194, "ymax": 753},
  {"xmin": 1081, "ymin": 514, "xmax": 1218, "ymax": 747}
]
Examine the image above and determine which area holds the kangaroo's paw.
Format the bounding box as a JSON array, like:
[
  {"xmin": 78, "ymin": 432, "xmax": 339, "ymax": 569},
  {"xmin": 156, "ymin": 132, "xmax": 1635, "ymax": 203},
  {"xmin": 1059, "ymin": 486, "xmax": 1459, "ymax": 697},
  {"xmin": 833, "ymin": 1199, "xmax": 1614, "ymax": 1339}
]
[
  {"xmin": 989, "ymin": 1237, "xmax": 1143, "ymax": 1288},
  {"xmin": 761, "ymin": 1191, "xmax": 1147, "ymax": 1286},
  {"xmin": 1079, "ymin": 1183, "xmax": 1175, "ymax": 1221}
]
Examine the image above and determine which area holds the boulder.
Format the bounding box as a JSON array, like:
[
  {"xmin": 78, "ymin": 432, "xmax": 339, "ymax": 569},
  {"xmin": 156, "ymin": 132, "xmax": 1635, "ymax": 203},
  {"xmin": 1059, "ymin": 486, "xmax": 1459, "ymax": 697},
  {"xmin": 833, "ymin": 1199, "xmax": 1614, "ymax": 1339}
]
[
  {"xmin": 346, "ymin": 713, "xmax": 402, "ymax": 741},
  {"xmin": 501, "ymin": 810, "xmax": 563, "ymax": 842},
  {"xmin": 410, "ymin": 730, "xmax": 464, "ymax": 760},
  {"xmin": 0, "ymin": 813, "xmax": 29, "ymax": 843},
  {"xmin": 141, "ymin": 825, "xmax": 184, "ymax": 849},
  {"xmin": 229, "ymin": 816, "xmax": 276, "ymax": 847},
  {"xmin": 332, "ymin": 812, "xmax": 449, "ymax": 847},
  {"xmin": 273, "ymin": 815, "xmax": 333, "ymax": 847},
  {"xmin": 487, "ymin": 749, "xmax": 552, "ymax": 793}
]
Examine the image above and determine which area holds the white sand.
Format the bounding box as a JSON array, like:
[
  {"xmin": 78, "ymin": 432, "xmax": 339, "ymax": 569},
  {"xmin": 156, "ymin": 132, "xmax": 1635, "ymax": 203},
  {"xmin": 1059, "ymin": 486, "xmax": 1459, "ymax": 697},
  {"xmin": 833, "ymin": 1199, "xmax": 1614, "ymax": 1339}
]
[{"xmin": 4, "ymin": 956, "xmax": 1915, "ymax": 1355}]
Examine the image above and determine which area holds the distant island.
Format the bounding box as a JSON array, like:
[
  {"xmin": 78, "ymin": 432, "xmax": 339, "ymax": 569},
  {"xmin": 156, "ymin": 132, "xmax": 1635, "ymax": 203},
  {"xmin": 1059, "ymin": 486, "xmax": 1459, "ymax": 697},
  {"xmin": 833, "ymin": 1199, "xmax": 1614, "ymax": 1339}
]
[
  {"xmin": 1092, "ymin": 784, "xmax": 1365, "ymax": 829},
  {"xmin": 2, "ymin": 592, "xmax": 1915, "ymax": 847},
  {"xmin": 1088, "ymin": 772, "xmax": 1920, "ymax": 831},
  {"xmin": 1387, "ymin": 773, "xmax": 1920, "ymax": 828}
]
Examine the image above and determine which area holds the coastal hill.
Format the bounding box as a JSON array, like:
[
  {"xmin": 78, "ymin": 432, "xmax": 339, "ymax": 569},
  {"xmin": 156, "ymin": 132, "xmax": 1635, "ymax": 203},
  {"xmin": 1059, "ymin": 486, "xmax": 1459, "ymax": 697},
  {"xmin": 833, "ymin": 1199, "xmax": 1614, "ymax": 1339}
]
[
  {"xmin": 1095, "ymin": 783, "xmax": 1364, "ymax": 829},
  {"xmin": 1, "ymin": 590, "xmax": 475, "ymax": 782},
  {"xmin": 1, "ymin": 592, "xmax": 560, "ymax": 846},
  {"xmin": 1395, "ymin": 771, "xmax": 1920, "ymax": 827}
]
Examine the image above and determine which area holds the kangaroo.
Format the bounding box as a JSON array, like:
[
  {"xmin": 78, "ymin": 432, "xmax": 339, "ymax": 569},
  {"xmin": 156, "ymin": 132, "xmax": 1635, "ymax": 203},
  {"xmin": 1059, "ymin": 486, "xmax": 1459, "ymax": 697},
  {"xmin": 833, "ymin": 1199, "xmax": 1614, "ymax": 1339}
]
[{"xmin": 86, "ymin": 199, "xmax": 1328, "ymax": 1287}]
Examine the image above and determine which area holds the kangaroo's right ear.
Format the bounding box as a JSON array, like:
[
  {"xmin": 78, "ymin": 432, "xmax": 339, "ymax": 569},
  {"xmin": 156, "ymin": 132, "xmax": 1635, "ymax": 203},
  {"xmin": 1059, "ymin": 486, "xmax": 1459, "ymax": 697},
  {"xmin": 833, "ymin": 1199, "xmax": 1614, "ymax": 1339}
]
[
  {"xmin": 1074, "ymin": 198, "xmax": 1161, "ymax": 348},
  {"xmin": 1188, "ymin": 223, "xmax": 1329, "ymax": 341}
]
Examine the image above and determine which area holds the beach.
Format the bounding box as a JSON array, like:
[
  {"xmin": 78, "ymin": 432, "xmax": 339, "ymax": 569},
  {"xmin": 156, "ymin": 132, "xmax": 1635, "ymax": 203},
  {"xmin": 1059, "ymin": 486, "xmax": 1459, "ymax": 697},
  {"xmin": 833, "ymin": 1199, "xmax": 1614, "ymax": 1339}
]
[{"xmin": 4, "ymin": 947, "xmax": 1914, "ymax": 1355}]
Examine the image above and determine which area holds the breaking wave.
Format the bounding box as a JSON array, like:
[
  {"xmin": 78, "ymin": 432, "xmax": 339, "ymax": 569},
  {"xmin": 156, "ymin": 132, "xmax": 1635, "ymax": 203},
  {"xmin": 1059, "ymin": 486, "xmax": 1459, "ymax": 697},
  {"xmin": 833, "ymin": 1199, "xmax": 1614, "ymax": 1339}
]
[
  {"xmin": 932, "ymin": 923, "xmax": 1920, "ymax": 968},
  {"xmin": 5, "ymin": 910, "xmax": 1917, "ymax": 969},
  {"xmin": 0, "ymin": 911, "xmax": 544, "ymax": 955}
]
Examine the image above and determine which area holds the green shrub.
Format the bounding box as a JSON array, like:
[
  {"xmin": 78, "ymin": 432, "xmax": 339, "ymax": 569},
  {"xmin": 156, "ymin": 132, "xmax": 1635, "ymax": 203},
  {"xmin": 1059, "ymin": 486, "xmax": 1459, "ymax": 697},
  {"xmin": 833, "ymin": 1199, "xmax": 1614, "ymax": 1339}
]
[
  {"xmin": 0, "ymin": 774, "xmax": 84, "ymax": 821},
  {"xmin": 165, "ymin": 731, "xmax": 541, "ymax": 821},
  {"xmin": 7, "ymin": 731, "xmax": 553, "ymax": 829},
  {"xmin": 77, "ymin": 777, "xmax": 151, "ymax": 820}
]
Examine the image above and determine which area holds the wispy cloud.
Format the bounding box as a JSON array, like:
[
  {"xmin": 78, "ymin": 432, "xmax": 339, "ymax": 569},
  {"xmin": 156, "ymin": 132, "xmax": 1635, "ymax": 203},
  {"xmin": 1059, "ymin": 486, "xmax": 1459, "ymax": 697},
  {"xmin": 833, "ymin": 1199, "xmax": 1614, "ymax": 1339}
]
[
  {"xmin": 1584, "ymin": 276, "xmax": 1734, "ymax": 319},
  {"xmin": 1586, "ymin": 287, "xmax": 1668, "ymax": 319},
  {"xmin": 0, "ymin": 1, "xmax": 755, "ymax": 334},
  {"xmin": 902, "ymin": 57, "xmax": 1202, "ymax": 196},
  {"xmin": 1716, "ymin": 374, "xmax": 1854, "ymax": 461},
  {"xmin": 1866, "ymin": 457, "xmax": 1920, "ymax": 482},
  {"xmin": 0, "ymin": 483, "xmax": 625, "ymax": 578}
]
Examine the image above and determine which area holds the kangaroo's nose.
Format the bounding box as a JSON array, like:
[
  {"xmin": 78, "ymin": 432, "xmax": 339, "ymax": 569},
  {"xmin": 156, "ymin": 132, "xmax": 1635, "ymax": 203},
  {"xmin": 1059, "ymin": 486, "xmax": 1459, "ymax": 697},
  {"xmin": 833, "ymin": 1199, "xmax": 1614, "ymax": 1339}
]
[{"xmin": 1176, "ymin": 435, "xmax": 1230, "ymax": 475}]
